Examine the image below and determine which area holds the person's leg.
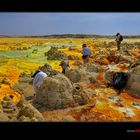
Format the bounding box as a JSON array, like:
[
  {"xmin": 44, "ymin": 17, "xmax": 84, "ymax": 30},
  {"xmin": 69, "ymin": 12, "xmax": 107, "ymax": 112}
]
[
  {"xmin": 86, "ymin": 56, "xmax": 89, "ymax": 63},
  {"xmin": 117, "ymin": 42, "xmax": 120, "ymax": 50},
  {"xmin": 83, "ymin": 58, "xmax": 86, "ymax": 64},
  {"xmin": 62, "ymin": 68, "xmax": 65, "ymax": 74},
  {"xmin": 84, "ymin": 56, "xmax": 89, "ymax": 63}
]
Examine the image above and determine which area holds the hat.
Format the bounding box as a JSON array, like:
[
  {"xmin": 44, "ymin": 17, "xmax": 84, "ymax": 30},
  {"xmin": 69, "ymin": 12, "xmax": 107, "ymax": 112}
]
[
  {"xmin": 31, "ymin": 70, "xmax": 41, "ymax": 78},
  {"xmin": 82, "ymin": 44, "xmax": 87, "ymax": 47},
  {"xmin": 116, "ymin": 33, "xmax": 120, "ymax": 36}
]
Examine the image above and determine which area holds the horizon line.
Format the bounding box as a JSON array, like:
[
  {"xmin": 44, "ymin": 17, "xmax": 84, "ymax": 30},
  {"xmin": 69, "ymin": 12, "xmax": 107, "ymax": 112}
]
[{"xmin": 1, "ymin": 33, "xmax": 140, "ymax": 37}]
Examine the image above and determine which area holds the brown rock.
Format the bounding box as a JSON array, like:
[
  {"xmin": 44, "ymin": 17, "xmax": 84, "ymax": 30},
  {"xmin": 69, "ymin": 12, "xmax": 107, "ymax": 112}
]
[
  {"xmin": 65, "ymin": 68, "xmax": 81, "ymax": 83},
  {"xmin": 34, "ymin": 74, "xmax": 75, "ymax": 110},
  {"xmin": 72, "ymin": 83, "xmax": 97, "ymax": 105},
  {"xmin": 1, "ymin": 78, "xmax": 11, "ymax": 85},
  {"xmin": 85, "ymin": 63, "xmax": 101, "ymax": 73},
  {"xmin": 0, "ymin": 113, "xmax": 10, "ymax": 121},
  {"xmin": 18, "ymin": 102, "xmax": 45, "ymax": 121},
  {"xmin": 18, "ymin": 116, "xmax": 32, "ymax": 122},
  {"xmin": 89, "ymin": 76, "xmax": 96, "ymax": 83},
  {"xmin": 125, "ymin": 73, "xmax": 140, "ymax": 98},
  {"xmin": 104, "ymin": 70, "xmax": 114, "ymax": 82},
  {"xmin": 68, "ymin": 55, "xmax": 80, "ymax": 60},
  {"xmin": 65, "ymin": 68, "xmax": 97, "ymax": 83},
  {"xmin": 130, "ymin": 65, "xmax": 140, "ymax": 74}
]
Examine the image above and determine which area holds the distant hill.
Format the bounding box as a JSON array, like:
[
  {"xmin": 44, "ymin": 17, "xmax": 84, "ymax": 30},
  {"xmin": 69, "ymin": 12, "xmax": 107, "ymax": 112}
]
[
  {"xmin": 0, "ymin": 34, "xmax": 111, "ymax": 38},
  {"xmin": 40, "ymin": 34, "xmax": 113, "ymax": 38},
  {"xmin": 1, "ymin": 34, "xmax": 140, "ymax": 38}
]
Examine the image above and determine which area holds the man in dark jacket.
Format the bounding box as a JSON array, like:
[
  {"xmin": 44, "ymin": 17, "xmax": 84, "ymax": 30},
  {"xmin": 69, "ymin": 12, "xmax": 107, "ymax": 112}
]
[
  {"xmin": 59, "ymin": 58, "xmax": 69, "ymax": 74},
  {"xmin": 115, "ymin": 33, "xmax": 123, "ymax": 51}
]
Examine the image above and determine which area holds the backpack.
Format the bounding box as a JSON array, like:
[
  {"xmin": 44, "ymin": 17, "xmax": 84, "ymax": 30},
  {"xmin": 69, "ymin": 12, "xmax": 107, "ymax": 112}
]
[
  {"xmin": 119, "ymin": 35, "xmax": 123, "ymax": 41},
  {"xmin": 108, "ymin": 72, "xmax": 128, "ymax": 94}
]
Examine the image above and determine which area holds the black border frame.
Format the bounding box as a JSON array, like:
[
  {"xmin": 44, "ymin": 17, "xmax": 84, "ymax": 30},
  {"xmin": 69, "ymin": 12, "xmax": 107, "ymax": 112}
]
[{"xmin": 0, "ymin": 0, "xmax": 140, "ymax": 138}]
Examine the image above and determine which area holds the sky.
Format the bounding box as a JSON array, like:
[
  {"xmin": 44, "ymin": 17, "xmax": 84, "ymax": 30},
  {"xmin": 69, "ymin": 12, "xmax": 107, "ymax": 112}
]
[{"xmin": 0, "ymin": 12, "xmax": 140, "ymax": 36}]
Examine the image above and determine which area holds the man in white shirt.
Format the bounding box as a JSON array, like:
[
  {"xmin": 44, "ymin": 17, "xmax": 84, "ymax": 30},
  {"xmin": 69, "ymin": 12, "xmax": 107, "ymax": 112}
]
[{"xmin": 32, "ymin": 70, "xmax": 47, "ymax": 93}]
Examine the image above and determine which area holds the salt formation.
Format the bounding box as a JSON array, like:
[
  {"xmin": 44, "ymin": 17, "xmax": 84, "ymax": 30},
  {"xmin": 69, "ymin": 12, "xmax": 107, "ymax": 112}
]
[
  {"xmin": 0, "ymin": 95, "xmax": 44, "ymax": 122},
  {"xmin": 125, "ymin": 66, "xmax": 140, "ymax": 98},
  {"xmin": 33, "ymin": 74, "xmax": 76, "ymax": 110},
  {"xmin": 46, "ymin": 47, "xmax": 67, "ymax": 60},
  {"xmin": 65, "ymin": 64, "xmax": 98, "ymax": 83},
  {"xmin": 33, "ymin": 72, "xmax": 97, "ymax": 111}
]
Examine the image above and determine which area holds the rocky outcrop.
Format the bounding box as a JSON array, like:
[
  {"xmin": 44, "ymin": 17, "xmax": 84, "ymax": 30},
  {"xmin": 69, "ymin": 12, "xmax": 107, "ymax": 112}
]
[
  {"xmin": 38, "ymin": 63, "xmax": 59, "ymax": 76},
  {"xmin": 0, "ymin": 113, "xmax": 9, "ymax": 121},
  {"xmin": 68, "ymin": 55, "xmax": 80, "ymax": 60},
  {"xmin": 33, "ymin": 73, "xmax": 98, "ymax": 111},
  {"xmin": 46, "ymin": 47, "xmax": 67, "ymax": 60},
  {"xmin": 125, "ymin": 72, "xmax": 140, "ymax": 98},
  {"xmin": 65, "ymin": 67, "xmax": 98, "ymax": 83},
  {"xmin": 65, "ymin": 68, "xmax": 82, "ymax": 83},
  {"xmin": 130, "ymin": 65, "xmax": 140, "ymax": 74},
  {"xmin": 1, "ymin": 96, "xmax": 19, "ymax": 121},
  {"xmin": 38, "ymin": 63, "xmax": 52, "ymax": 73},
  {"xmin": 17, "ymin": 96, "xmax": 45, "ymax": 121},
  {"xmin": 129, "ymin": 59, "xmax": 140, "ymax": 69},
  {"xmin": 72, "ymin": 83, "xmax": 97, "ymax": 105},
  {"xmin": 1, "ymin": 78, "xmax": 11, "ymax": 85},
  {"xmin": 84, "ymin": 63, "xmax": 103, "ymax": 73},
  {"xmin": 106, "ymin": 54, "xmax": 132, "ymax": 64},
  {"xmin": 33, "ymin": 74, "xmax": 76, "ymax": 110},
  {"xmin": 0, "ymin": 95, "xmax": 44, "ymax": 122},
  {"xmin": 104, "ymin": 70, "xmax": 114, "ymax": 83}
]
